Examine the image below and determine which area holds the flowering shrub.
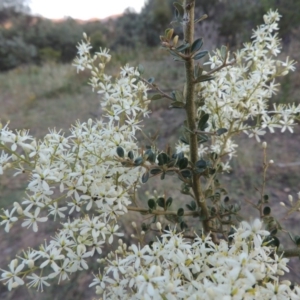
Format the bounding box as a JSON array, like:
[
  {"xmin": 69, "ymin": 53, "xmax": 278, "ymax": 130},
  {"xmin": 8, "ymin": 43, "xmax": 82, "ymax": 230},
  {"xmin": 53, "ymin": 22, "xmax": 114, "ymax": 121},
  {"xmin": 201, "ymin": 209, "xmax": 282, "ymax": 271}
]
[{"xmin": 1, "ymin": 1, "xmax": 300, "ymax": 299}]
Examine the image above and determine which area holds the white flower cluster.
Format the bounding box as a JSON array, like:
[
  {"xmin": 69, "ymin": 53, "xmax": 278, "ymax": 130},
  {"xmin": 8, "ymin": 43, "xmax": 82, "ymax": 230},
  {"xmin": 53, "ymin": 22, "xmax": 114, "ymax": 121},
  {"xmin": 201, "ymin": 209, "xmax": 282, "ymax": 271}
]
[
  {"xmin": 0, "ymin": 9, "xmax": 299, "ymax": 299},
  {"xmin": 90, "ymin": 219, "xmax": 299, "ymax": 299},
  {"xmin": 0, "ymin": 41, "xmax": 150, "ymax": 291},
  {"xmin": 176, "ymin": 10, "xmax": 299, "ymax": 165}
]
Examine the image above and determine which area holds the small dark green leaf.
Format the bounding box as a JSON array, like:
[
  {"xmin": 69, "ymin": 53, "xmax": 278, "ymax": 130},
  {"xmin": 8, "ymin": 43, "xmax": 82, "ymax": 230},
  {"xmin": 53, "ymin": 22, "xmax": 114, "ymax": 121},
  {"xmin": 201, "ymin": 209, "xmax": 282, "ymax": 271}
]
[
  {"xmin": 166, "ymin": 197, "xmax": 173, "ymax": 207},
  {"xmin": 169, "ymin": 101, "xmax": 185, "ymax": 109},
  {"xmin": 296, "ymin": 236, "xmax": 300, "ymax": 246},
  {"xmin": 145, "ymin": 149, "xmax": 156, "ymax": 163},
  {"xmin": 180, "ymin": 221, "xmax": 188, "ymax": 230},
  {"xmin": 157, "ymin": 197, "xmax": 165, "ymax": 208},
  {"xmin": 180, "ymin": 169, "xmax": 192, "ymax": 178},
  {"xmin": 173, "ymin": 151, "xmax": 184, "ymax": 161},
  {"xmin": 148, "ymin": 199, "xmax": 156, "ymax": 210},
  {"xmin": 141, "ymin": 223, "xmax": 149, "ymax": 231},
  {"xmin": 263, "ymin": 206, "xmax": 271, "ymax": 216},
  {"xmin": 177, "ymin": 208, "xmax": 184, "ymax": 216},
  {"xmin": 150, "ymin": 168, "xmax": 162, "ymax": 175},
  {"xmin": 186, "ymin": 201, "xmax": 196, "ymax": 211},
  {"xmin": 264, "ymin": 235, "xmax": 280, "ymax": 248},
  {"xmin": 198, "ymin": 113, "xmax": 209, "ymax": 130},
  {"xmin": 151, "ymin": 94, "xmax": 163, "ymax": 100},
  {"xmin": 169, "ymin": 50, "xmax": 181, "ymax": 57},
  {"xmin": 176, "ymin": 43, "xmax": 190, "ymax": 52},
  {"xmin": 116, "ymin": 146, "xmax": 124, "ymax": 157},
  {"xmin": 142, "ymin": 172, "xmax": 149, "ymax": 183},
  {"xmin": 224, "ymin": 196, "xmax": 230, "ymax": 203},
  {"xmin": 191, "ymin": 201, "xmax": 196, "ymax": 210},
  {"xmin": 196, "ymin": 159, "xmax": 207, "ymax": 169},
  {"xmin": 193, "ymin": 50, "xmax": 208, "ymax": 60},
  {"xmin": 148, "ymin": 77, "xmax": 155, "ymax": 84},
  {"xmin": 198, "ymin": 134, "xmax": 209, "ymax": 143},
  {"xmin": 174, "ymin": 90, "xmax": 183, "ymax": 102},
  {"xmin": 194, "ymin": 14, "xmax": 208, "ymax": 24},
  {"xmin": 179, "ymin": 157, "xmax": 189, "ymax": 169},
  {"xmin": 157, "ymin": 153, "xmax": 169, "ymax": 165},
  {"xmin": 161, "ymin": 172, "xmax": 166, "ymax": 180},
  {"xmin": 128, "ymin": 150, "xmax": 134, "ymax": 160},
  {"xmin": 191, "ymin": 38, "xmax": 203, "ymax": 53},
  {"xmin": 180, "ymin": 135, "xmax": 189, "ymax": 144},
  {"xmin": 194, "ymin": 75, "xmax": 214, "ymax": 83},
  {"xmin": 137, "ymin": 64, "xmax": 144, "ymax": 75},
  {"xmin": 216, "ymin": 128, "xmax": 228, "ymax": 136},
  {"xmin": 194, "ymin": 64, "xmax": 203, "ymax": 78},
  {"xmin": 173, "ymin": 2, "xmax": 184, "ymax": 17},
  {"xmin": 186, "ymin": 204, "xmax": 193, "ymax": 211},
  {"xmin": 134, "ymin": 157, "xmax": 143, "ymax": 166},
  {"xmin": 263, "ymin": 194, "xmax": 269, "ymax": 202}
]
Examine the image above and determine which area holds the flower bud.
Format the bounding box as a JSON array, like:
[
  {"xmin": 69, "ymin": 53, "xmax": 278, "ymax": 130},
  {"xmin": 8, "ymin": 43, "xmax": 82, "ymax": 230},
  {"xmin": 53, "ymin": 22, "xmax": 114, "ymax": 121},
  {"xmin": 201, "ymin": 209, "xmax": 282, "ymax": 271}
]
[
  {"xmin": 83, "ymin": 32, "xmax": 87, "ymax": 39},
  {"xmin": 279, "ymin": 202, "xmax": 285, "ymax": 207},
  {"xmin": 288, "ymin": 195, "xmax": 293, "ymax": 203},
  {"xmin": 27, "ymin": 259, "xmax": 34, "ymax": 269},
  {"xmin": 131, "ymin": 222, "xmax": 137, "ymax": 228},
  {"xmin": 269, "ymin": 160, "xmax": 274, "ymax": 164},
  {"xmin": 156, "ymin": 222, "xmax": 162, "ymax": 231},
  {"xmin": 262, "ymin": 141, "xmax": 267, "ymax": 149}
]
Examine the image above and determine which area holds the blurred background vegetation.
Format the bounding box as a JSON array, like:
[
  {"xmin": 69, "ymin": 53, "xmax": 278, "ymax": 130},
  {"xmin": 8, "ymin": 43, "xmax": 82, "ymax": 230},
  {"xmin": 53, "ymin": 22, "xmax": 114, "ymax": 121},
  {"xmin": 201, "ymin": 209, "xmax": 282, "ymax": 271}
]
[{"xmin": 0, "ymin": 0, "xmax": 300, "ymax": 299}]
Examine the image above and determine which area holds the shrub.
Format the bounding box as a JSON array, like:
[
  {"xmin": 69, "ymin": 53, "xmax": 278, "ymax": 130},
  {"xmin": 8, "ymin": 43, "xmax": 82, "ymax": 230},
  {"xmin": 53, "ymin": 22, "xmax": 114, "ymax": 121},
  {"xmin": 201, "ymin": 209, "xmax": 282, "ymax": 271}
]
[{"xmin": 0, "ymin": 1, "xmax": 300, "ymax": 299}]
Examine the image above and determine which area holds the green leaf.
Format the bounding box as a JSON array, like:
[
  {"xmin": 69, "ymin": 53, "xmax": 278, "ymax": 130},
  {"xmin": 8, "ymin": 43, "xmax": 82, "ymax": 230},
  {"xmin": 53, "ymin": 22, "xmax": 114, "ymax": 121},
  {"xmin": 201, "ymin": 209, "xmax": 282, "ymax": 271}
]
[
  {"xmin": 195, "ymin": 159, "xmax": 207, "ymax": 169},
  {"xmin": 263, "ymin": 206, "xmax": 271, "ymax": 216},
  {"xmin": 198, "ymin": 134, "xmax": 209, "ymax": 143},
  {"xmin": 176, "ymin": 43, "xmax": 190, "ymax": 52},
  {"xmin": 166, "ymin": 197, "xmax": 173, "ymax": 207},
  {"xmin": 193, "ymin": 50, "xmax": 208, "ymax": 60},
  {"xmin": 216, "ymin": 128, "xmax": 228, "ymax": 136},
  {"xmin": 174, "ymin": 90, "xmax": 184, "ymax": 102},
  {"xmin": 173, "ymin": 2, "xmax": 184, "ymax": 18},
  {"xmin": 157, "ymin": 152, "xmax": 169, "ymax": 165},
  {"xmin": 194, "ymin": 14, "xmax": 208, "ymax": 24},
  {"xmin": 142, "ymin": 172, "xmax": 149, "ymax": 183},
  {"xmin": 224, "ymin": 196, "xmax": 230, "ymax": 203},
  {"xmin": 128, "ymin": 150, "xmax": 134, "ymax": 160},
  {"xmin": 116, "ymin": 146, "xmax": 124, "ymax": 157},
  {"xmin": 191, "ymin": 38, "xmax": 203, "ymax": 53},
  {"xmin": 179, "ymin": 157, "xmax": 188, "ymax": 169},
  {"xmin": 194, "ymin": 64, "xmax": 203, "ymax": 78},
  {"xmin": 194, "ymin": 75, "xmax": 214, "ymax": 83},
  {"xmin": 145, "ymin": 149, "xmax": 156, "ymax": 163},
  {"xmin": 180, "ymin": 169, "xmax": 192, "ymax": 178},
  {"xmin": 161, "ymin": 172, "xmax": 166, "ymax": 180},
  {"xmin": 169, "ymin": 50, "xmax": 181, "ymax": 57},
  {"xmin": 148, "ymin": 77, "xmax": 155, "ymax": 84},
  {"xmin": 134, "ymin": 157, "xmax": 143, "ymax": 166},
  {"xmin": 137, "ymin": 64, "xmax": 144, "ymax": 75},
  {"xmin": 141, "ymin": 223, "xmax": 149, "ymax": 231},
  {"xmin": 148, "ymin": 199, "xmax": 156, "ymax": 210},
  {"xmin": 151, "ymin": 94, "xmax": 163, "ymax": 100},
  {"xmin": 186, "ymin": 201, "xmax": 196, "ymax": 211},
  {"xmin": 180, "ymin": 221, "xmax": 188, "ymax": 230},
  {"xmin": 150, "ymin": 168, "xmax": 162, "ymax": 175},
  {"xmin": 263, "ymin": 194, "xmax": 269, "ymax": 202},
  {"xmin": 177, "ymin": 208, "xmax": 184, "ymax": 216},
  {"xmin": 170, "ymin": 101, "xmax": 185, "ymax": 109},
  {"xmin": 157, "ymin": 197, "xmax": 165, "ymax": 208},
  {"xmin": 198, "ymin": 113, "xmax": 209, "ymax": 130},
  {"xmin": 180, "ymin": 136, "xmax": 189, "ymax": 144}
]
